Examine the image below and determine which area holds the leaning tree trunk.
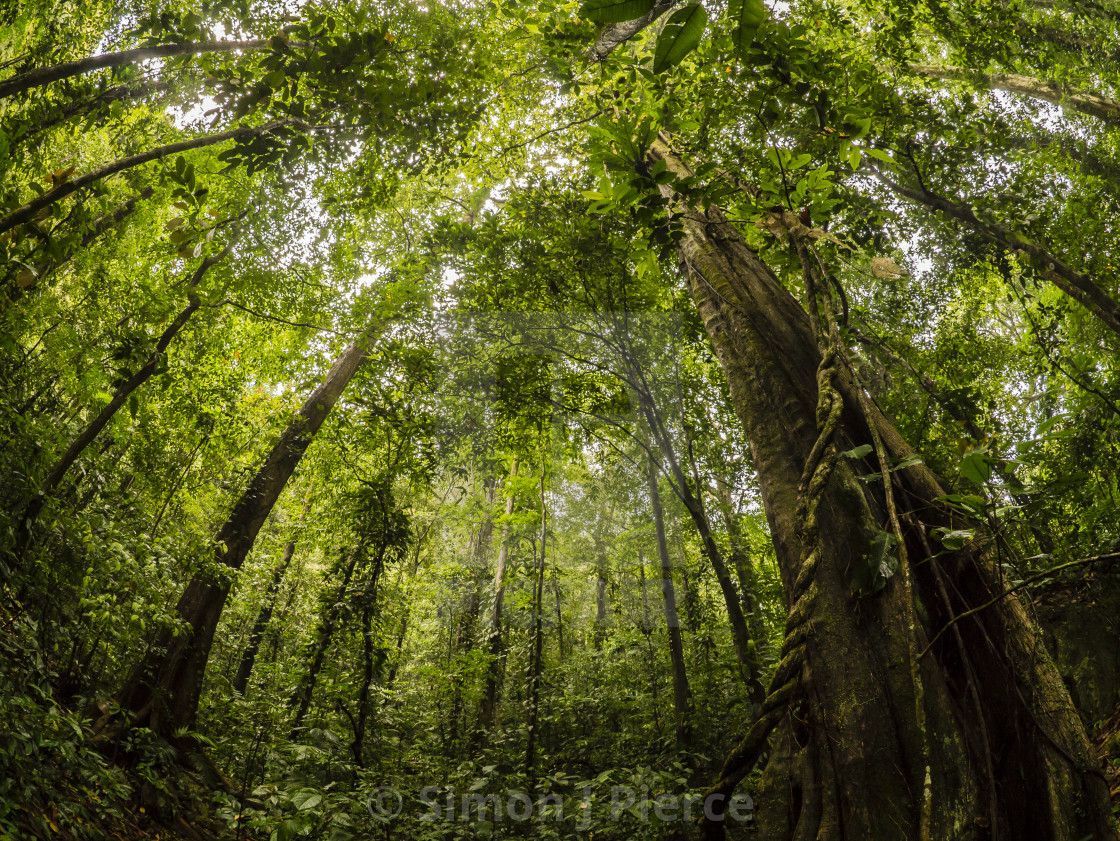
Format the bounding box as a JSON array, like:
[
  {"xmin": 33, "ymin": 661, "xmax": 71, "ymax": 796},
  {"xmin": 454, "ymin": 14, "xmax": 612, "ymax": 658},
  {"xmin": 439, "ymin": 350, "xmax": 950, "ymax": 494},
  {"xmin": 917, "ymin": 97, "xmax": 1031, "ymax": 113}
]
[
  {"xmin": 0, "ymin": 39, "xmax": 273, "ymax": 100},
  {"xmin": 15, "ymin": 242, "xmax": 235, "ymax": 557},
  {"xmin": 647, "ymin": 447, "xmax": 693, "ymax": 749},
  {"xmin": 109, "ymin": 321, "xmax": 380, "ymax": 738},
  {"xmin": 648, "ymin": 136, "xmax": 1115, "ymax": 841},
  {"xmin": 910, "ymin": 64, "xmax": 1120, "ymax": 124}
]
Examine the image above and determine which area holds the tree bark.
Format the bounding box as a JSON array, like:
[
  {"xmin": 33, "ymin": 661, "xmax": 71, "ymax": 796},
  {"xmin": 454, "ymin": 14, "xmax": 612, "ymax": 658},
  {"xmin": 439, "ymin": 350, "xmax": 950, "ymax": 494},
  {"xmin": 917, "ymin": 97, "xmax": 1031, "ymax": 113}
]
[
  {"xmin": 110, "ymin": 321, "xmax": 380, "ymax": 738},
  {"xmin": 0, "ymin": 39, "xmax": 272, "ymax": 100},
  {"xmin": 647, "ymin": 447, "xmax": 693, "ymax": 748},
  {"xmin": 648, "ymin": 135, "xmax": 1115, "ymax": 841}
]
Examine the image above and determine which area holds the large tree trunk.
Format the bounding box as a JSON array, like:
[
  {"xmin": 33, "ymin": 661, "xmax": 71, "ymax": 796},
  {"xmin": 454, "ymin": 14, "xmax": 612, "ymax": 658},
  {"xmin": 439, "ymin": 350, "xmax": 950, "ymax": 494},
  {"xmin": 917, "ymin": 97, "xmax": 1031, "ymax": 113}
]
[
  {"xmin": 109, "ymin": 323, "xmax": 379, "ymax": 738},
  {"xmin": 648, "ymin": 136, "xmax": 1115, "ymax": 841},
  {"xmin": 478, "ymin": 458, "xmax": 519, "ymax": 734},
  {"xmin": 647, "ymin": 447, "xmax": 693, "ymax": 748}
]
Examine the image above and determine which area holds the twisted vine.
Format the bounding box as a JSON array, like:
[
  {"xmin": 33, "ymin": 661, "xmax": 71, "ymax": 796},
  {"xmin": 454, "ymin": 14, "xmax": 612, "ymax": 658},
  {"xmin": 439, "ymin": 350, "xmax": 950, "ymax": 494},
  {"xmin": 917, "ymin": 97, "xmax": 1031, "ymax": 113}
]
[{"xmin": 698, "ymin": 232, "xmax": 844, "ymax": 836}]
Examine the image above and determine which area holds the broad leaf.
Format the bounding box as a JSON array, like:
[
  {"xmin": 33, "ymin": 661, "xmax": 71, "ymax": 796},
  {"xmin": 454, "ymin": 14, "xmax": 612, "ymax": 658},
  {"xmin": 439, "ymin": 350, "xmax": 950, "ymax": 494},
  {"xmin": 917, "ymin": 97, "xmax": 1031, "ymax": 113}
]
[
  {"xmin": 652, "ymin": 4, "xmax": 708, "ymax": 73},
  {"xmin": 728, "ymin": 0, "xmax": 768, "ymax": 57}
]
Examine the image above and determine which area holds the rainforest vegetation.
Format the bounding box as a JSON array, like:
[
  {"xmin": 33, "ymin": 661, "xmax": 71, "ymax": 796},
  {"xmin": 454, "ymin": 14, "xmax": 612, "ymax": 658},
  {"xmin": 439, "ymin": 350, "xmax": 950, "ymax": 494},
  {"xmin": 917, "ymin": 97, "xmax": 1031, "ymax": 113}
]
[{"xmin": 2, "ymin": 0, "xmax": 1120, "ymax": 838}]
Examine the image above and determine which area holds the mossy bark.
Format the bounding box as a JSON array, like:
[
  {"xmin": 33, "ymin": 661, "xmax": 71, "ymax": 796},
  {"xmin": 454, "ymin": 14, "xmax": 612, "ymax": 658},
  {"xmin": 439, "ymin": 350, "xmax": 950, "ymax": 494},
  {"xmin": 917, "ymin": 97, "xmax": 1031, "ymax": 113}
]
[{"xmin": 649, "ymin": 136, "xmax": 1115, "ymax": 841}]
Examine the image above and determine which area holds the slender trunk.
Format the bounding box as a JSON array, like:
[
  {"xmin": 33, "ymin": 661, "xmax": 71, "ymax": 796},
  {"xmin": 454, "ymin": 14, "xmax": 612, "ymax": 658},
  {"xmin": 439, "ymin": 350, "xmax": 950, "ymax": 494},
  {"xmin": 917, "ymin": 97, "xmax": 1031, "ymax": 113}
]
[
  {"xmin": 647, "ymin": 448, "xmax": 692, "ymax": 748},
  {"xmin": 351, "ymin": 542, "xmax": 388, "ymax": 764},
  {"xmin": 714, "ymin": 480, "xmax": 768, "ymax": 644},
  {"xmin": 592, "ymin": 503, "xmax": 613, "ymax": 650},
  {"xmin": 872, "ymin": 167, "xmax": 1120, "ymax": 337},
  {"xmin": 0, "ymin": 39, "xmax": 272, "ymax": 100},
  {"xmin": 449, "ymin": 490, "xmax": 495, "ymax": 752},
  {"xmin": 352, "ymin": 604, "xmax": 376, "ymax": 765},
  {"xmin": 911, "ymin": 64, "xmax": 1120, "ymax": 124},
  {"xmin": 109, "ymin": 321, "xmax": 380, "ymax": 738},
  {"xmin": 478, "ymin": 458, "xmax": 519, "ymax": 733},
  {"xmin": 232, "ymin": 492, "xmax": 313, "ymax": 695},
  {"xmin": 288, "ymin": 548, "xmax": 362, "ymax": 738},
  {"xmin": 649, "ymin": 135, "xmax": 1114, "ymax": 840},
  {"xmin": 15, "ymin": 244, "xmax": 233, "ymax": 556},
  {"xmin": 643, "ymin": 399, "xmax": 765, "ymax": 700},
  {"xmin": 0, "ymin": 120, "xmax": 303, "ymax": 237},
  {"xmin": 524, "ymin": 460, "xmax": 547, "ymax": 780}
]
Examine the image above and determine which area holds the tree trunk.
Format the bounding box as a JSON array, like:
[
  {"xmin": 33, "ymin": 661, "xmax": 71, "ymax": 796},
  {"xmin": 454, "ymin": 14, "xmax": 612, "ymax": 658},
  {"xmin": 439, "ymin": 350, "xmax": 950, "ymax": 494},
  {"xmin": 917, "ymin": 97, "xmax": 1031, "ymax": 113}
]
[
  {"xmin": 911, "ymin": 64, "xmax": 1120, "ymax": 124},
  {"xmin": 0, "ymin": 120, "xmax": 303, "ymax": 237},
  {"xmin": 109, "ymin": 322, "xmax": 380, "ymax": 738},
  {"xmin": 231, "ymin": 491, "xmax": 314, "ymax": 695},
  {"xmin": 648, "ymin": 136, "xmax": 1115, "ymax": 840},
  {"xmin": 592, "ymin": 503, "xmax": 613, "ymax": 650},
  {"xmin": 871, "ymin": 167, "xmax": 1120, "ymax": 338},
  {"xmin": 647, "ymin": 447, "xmax": 693, "ymax": 748},
  {"xmin": 478, "ymin": 457, "xmax": 519, "ymax": 733},
  {"xmin": 14, "ymin": 243, "xmax": 234, "ymax": 558},
  {"xmin": 288, "ymin": 548, "xmax": 363, "ymax": 738},
  {"xmin": 642, "ymin": 396, "xmax": 766, "ymax": 701},
  {"xmin": 525, "ymin": 460, "xmax": 548, "ymax": 780},
  {"xmin": 351, "ymin": 542, "xmax": 388, "ymax": 764},
  {"xmin": 0, "ymin": 39, "xmax": 272, "ymax": 100}
]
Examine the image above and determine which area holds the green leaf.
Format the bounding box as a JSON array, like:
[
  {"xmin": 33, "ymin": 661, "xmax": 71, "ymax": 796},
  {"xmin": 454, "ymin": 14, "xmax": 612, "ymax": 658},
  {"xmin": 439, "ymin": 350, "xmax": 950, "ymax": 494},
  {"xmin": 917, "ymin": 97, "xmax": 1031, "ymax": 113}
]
[
  {"xmin": 579, "ymin": 0, "xmax": 655, "ymax": 24},
  {"xmin": 852, "ymin": 530, "xmax": 898, "ymax": 595},
  {"xmin": 958, "ymin": 451, "xmax": 992, "ymax": 486},
  {"xmin": 932, "ymin": 527, "xmax": 974, "ymax": 551},
  {"xmin": 652, "ymin": 4, "xmax": 708, "ymax": 73},
  {"xmin": 728, "ymin": 0, "xmax": 768, "ymax": 56},
  {"xmin": 840, "ymin": 444, "xmax": 873, "ymax": 459}
]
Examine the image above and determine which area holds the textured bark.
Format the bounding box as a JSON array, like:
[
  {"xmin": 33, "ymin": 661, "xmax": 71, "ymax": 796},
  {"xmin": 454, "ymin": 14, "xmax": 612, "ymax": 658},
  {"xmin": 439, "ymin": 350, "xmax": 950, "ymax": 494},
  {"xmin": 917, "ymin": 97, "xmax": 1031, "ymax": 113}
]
[
  {"xmin": 478, "ymin": 458, "xmax": 519, "ymax": 733},
  {"xmin": 649, "ymin": 136, "xmax": 1115, "ymax": 841},
  {"xmin": 0, "ymin": 39, "xmax": 271, "ymax": 100},
  {"xmin": 911, "ymin": 64, "xmax": 1120, "ymax": 124},
  {"xmin": 647, "ymin": 449, "xmax": 693, "ymax": 747},
  {"xmin": 587, "ymin": 0, "xmax": 679, "ymax": 61},
  {"xmin": 111, "ymin": 322, "xmax": 379, "ymax": 737}
]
